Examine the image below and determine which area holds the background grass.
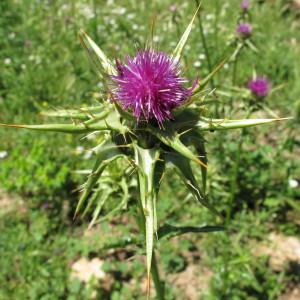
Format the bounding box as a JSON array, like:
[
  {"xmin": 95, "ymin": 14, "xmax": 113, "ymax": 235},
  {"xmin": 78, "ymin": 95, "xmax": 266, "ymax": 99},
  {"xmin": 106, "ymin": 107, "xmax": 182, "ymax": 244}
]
[{"xmin": 0, "ymin": 0, "xmax": 299, "ymax": 299}]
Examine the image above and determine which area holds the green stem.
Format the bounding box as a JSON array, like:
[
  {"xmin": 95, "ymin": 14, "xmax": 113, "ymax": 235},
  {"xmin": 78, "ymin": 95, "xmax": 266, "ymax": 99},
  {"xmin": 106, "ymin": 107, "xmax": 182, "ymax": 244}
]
[
  {"xmin": 230, "ymin": 42, "xmax": 244, "ymax": 110},
  {"xmin": 226, "ymin": 109, "xmax": 252, "ymax": 223},
  {"xmin": 135, "ymin": 170, "xmax": 165, "ymax": 300},
  {"xmin": 214, "ymin": 0, "xmax": 220, "ymax": 58},
  {"xmin": 93, "ymin": 0, "xmax": 98, "ymax": 39},
  {"xmin": 136, "ymin": 203, "xmax": 165, "ymax": 299},
  {"xmin": 194, "ymin": 0, "xmax": 214, "ymax": 88},
  {"xmin": 151, "ymin": 252, "xmax": 165, "ymax": 300}
]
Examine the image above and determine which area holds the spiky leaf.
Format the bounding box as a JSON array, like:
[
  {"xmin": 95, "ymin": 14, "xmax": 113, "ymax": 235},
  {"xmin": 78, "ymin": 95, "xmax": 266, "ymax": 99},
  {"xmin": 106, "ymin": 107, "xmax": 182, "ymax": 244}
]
[
  {"xmin": 75, "ymin": 141, "xmax": 125, "ymax": 217},
  {"xmin": 172, "ymin": 3, "xmax": 201, "ymax": 62},
  {"xmin": 134, "ymin": 145, "xmax": 160, "ymax": 288},
  {"xmin": 158, "ymin": 223, "xmax": 225, "ymax": 240},
  {"xmin": 79, "ymin": 30, "xmax": 117, "ymax": 76},
  {"xmin": 165, "ymin": 152, "xmax": 220, "ymax": 217}
]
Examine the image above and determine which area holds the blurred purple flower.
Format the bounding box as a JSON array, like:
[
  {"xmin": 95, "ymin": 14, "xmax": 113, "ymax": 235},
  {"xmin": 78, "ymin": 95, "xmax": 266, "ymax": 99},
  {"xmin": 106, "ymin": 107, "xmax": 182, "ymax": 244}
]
[
  {"xmin": 42, "ymin": 202, "xmax": 50, "ymax": 209},
  {"xmin": 111, "ymin": 50, "xmax": 191, "ymax": 124},
  {"xmin": 240, "ymin": 0, "xmax": 250, "ymax": 10},
  {"xmin": 237, "ymin": 23, "xmax": 252, "ymax": 38},
  {"xmin": 248, "ymin": 77, "xmax": 270, "ymax": 97}
]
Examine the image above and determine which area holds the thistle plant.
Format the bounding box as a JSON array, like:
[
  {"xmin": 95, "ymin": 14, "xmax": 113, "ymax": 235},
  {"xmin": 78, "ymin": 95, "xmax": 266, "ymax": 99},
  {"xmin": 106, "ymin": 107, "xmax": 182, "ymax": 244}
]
[{"xmin": 0, "ymin": 6, "xmax": 288, "ymax": 299}]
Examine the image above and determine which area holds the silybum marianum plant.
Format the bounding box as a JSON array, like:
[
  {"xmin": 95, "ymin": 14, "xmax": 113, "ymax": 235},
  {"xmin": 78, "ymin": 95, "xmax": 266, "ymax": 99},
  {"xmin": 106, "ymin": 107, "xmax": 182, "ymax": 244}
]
[{"xmin": 1, "ymin": 6, "xmax": 288, "ymax": 299}]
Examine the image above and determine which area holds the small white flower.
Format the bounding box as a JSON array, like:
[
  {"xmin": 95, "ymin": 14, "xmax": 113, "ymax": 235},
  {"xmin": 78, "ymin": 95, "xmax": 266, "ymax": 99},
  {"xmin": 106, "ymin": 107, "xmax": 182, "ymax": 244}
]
[
  {"xmin": 153, "ymin": 35, "xmax": 160, "ymax": 43},
  {"xmin": 193, "ymin": 61, "xmax": 201, "ymax": 68},
  {"xmin": 289, "ymin": 179, "xmax": 299, "ymax": 189},
  {"xmin": 118, "ymin": 7, "xmax": 126, "ymax": 15},
  {"xmin": 109, "ymin": 19, "xmax": 116, "ymax": 26},
  {"xmin": 35, "ymin": 56, "xmax": 41, "ymax": 64},
  {"xmin": 21, "ymin": 64, "xmax": 26, "ymax": 70},
  {"xmin": 83, "ymin": 151, "xmax": 92, "ymax": 160},
  {"xmin": 8, "ymin": 32, "xmax": 16, "ymax": 39},
  {"xmin": 0, "ymin": 151, "xmax": 8, "ymax": 159},
  {"xmin": 4, "ymin": 58, "xmax": 11, "ymax": 65},
  {"xmin": 224, "ymin": 63, "xmax": 229, "ymax": 69},
  {"xmin": 206, "ymin": 14, "xmax": 214, "ymax": 20},
  {"xmin": 127, "ymin": 13, "xmax": 135, "ymax": 20},
  {"xmin": 132, "ymin": 24, "xmax": 139, "ymax": 30},
  {"xmin": 81, "ymin": 6, "xmax": 95, "ymax": 19},
  {"xmin": 198, "ymin": 54, "xmax": 206, "ymax": 60},
  {"xmin": 60, "ymin": 4, "xmax": 69, "ymax": 11}
]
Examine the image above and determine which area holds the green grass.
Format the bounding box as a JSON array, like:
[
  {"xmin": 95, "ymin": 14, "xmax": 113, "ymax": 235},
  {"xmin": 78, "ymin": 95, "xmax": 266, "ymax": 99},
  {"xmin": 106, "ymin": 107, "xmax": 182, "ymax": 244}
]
[{"xmin": 0, "ymin": 0, "xmax": 299, "ymax": 299}]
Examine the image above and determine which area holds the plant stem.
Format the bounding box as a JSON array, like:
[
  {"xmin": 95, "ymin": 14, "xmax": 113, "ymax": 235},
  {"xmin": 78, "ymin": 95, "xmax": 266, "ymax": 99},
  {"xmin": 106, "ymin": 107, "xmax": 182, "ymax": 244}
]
[
  {"xmin": 214, "ymin": 0, "xmax": 220, "ymax": 58},
  {"xmin": 151, "ymin": 252, "xmax": 165, "ymax": 300},
  {"xmin": 136, "ymin": 188, "xmax": 165, "ymax": 300},
  {"xmin": 194, "ymin": 0, "xmax": 214, "ymax": 88},
  {"xmin": 93, "ymin": 0, "xmax": 98, "ymax": 39},
  {"xmin": 229, "ymin": 42, "xmax": 244, "ymax": 112},
  {"xmin": 226, "ymin": 109, "xmax": 252, "ymax": 223}
]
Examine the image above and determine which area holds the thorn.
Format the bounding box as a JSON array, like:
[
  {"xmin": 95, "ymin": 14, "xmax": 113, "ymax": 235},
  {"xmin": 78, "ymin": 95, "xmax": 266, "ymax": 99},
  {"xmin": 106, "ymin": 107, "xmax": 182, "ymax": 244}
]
[
  {"xmin": 0, "ymin": 123, "xmax": 27, "ymax": 128},
  {"xmin": 196, "ymin": 157, "xmax": 208, "ymax": 169},
  {"xmin": 73, "ymin": 212, "xmax": 78, "ymax": 221},
  {"xmin": 178, "ymin": 128, "xmax": 193, "ymax": 137},
  {"xmin": 147, "ymin": 274, "xmax": 151, "ymax": 300},
  {"xmin": 159, "ymin": 171, "xmax": 166, "ymax": 185}
]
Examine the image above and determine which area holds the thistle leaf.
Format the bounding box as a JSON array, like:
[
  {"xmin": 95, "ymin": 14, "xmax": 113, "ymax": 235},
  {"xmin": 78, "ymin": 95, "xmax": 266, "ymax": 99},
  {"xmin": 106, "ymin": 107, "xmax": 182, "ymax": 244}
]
[
  {"xmin": 158, "ymin": 223, "xmax": 225, "ymax": 240},
  {"xmin": 165, "ymin": 152, "xmax": 221, "ymax": 217},
  {"xmin": 172, "ymin": 2, "xmax": 202, "ymax": 62},
  {"xmin": 74, "ymin": 141, "xmax": 124, "ymax": 217},
  {"xmin": 0, "ymin": 110, "xmax": 129, "ymax": 134},
  {"xmin": 173, "ymin": 117, "xmax": 291, "ymax": 132},
  {"xmin": 88, "ymin": 189, "xmax": 112, "ymax": 229},
  {"xmin": 0, "ymin": 123, "xmax": 107, "ymax": 134},
  {"xmin": 148, "ymin": 126, "xmax": 207, "ymax": 168},
  {"xmin": 189, "ymin": 132, "xmax": 207, "ymax": 193},
  {"xmin": 195, "ymin": 117, "xmax": 291, "ymax": 131},
  {"xmin": 41, "ymin": 106, "xmax": 105, "ymax": 120},
  {"xmin": 79, "ymin": 29, "xmax": 117, "ymax": 76},
  {"xmin": 94, "ymin": 178, "xmax": 130, "ymax": 224},
  {"xmin": 134, "ymin": 145, "xmax": 160, "ymax": 290}
]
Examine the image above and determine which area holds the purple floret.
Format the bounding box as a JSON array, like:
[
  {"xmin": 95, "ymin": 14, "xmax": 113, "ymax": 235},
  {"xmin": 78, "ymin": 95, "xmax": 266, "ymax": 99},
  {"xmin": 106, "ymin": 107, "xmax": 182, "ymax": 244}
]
[
  {"xmin": 111, "ymin": 50, "xmax": 191, "ymax": 124},
  {"xmin": 237, "ymin": 23, "xmax": 252, "ymax": 37},
  {"xmin": 248, "ymin": 77, "xmax": 270, "ymax": 97},
  {"xmin": 240, "ymin": 0, "xmax": 250, "ymax": 10}
]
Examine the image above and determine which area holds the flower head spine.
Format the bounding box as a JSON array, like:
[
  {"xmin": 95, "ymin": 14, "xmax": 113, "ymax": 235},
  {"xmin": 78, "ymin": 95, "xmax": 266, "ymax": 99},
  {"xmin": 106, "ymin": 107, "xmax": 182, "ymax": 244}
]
[{"xmin": 111, "ymin": 50, "xmax": 191, "ymax": 124}]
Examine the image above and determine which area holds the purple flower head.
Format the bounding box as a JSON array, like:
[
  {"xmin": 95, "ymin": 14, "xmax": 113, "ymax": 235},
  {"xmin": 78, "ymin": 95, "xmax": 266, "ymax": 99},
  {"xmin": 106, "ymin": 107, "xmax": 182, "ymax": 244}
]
[
  {"xmin": 248, "ymin": 77, "xmax": 270, "ymax": 97},
  {"xmin": 111, "ymin": 50, "xmax": 191, "ymax": 124},
  {"xmin": 236, "ymin": 23, "xmax": 252, "ymax": 38},
  {"xmin": 240, "ymin": 0, "xmax": 250, "ymax": 11}
]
